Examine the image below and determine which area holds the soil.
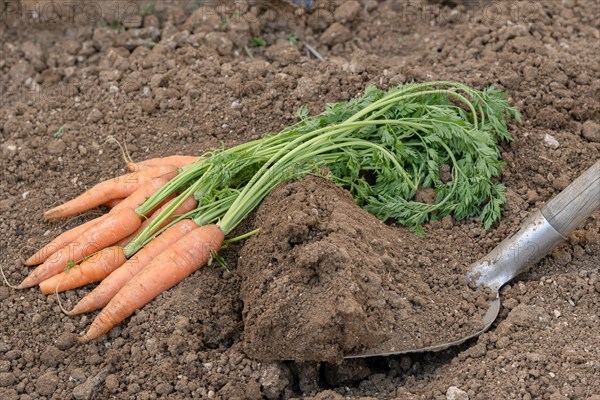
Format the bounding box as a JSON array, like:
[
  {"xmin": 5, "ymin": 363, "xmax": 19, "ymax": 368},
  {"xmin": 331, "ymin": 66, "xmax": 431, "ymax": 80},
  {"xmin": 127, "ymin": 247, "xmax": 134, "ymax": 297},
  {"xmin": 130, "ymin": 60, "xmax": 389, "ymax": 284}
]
[
  {"xmin": 1, "ymin": 0, "xmax": 599, "ymax": 399},
  {"xmin": 240, "ymin": 175, "xmax": 494, "ymax": 363}
]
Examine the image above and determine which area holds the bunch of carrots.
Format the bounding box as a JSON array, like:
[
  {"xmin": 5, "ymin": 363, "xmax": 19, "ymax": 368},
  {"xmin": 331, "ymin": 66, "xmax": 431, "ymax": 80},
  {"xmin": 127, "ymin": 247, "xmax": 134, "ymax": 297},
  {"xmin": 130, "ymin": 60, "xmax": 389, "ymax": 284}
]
[{"xmin": 4, "ymin": 82, "xmax": 520, "ymax": 342}]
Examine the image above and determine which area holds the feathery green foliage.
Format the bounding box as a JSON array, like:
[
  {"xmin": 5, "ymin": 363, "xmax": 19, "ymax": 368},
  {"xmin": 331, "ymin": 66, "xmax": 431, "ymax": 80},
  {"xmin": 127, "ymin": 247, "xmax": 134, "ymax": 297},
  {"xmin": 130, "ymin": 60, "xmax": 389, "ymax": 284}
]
[
  {"xmin": 132, "ymin": 81, "xmax": 519, "ymax": 249},
  {"xmin": 218, "ymin": 82, "xmax": 520, "ymax": 236}
]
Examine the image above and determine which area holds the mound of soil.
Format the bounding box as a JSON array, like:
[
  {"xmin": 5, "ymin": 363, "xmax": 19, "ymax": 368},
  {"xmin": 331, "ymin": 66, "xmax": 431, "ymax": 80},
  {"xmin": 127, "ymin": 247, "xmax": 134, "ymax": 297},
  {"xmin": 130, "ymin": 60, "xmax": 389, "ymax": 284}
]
[{"xmin": 240, "ymin": 175, "xmax": 492, "ymax": 362}]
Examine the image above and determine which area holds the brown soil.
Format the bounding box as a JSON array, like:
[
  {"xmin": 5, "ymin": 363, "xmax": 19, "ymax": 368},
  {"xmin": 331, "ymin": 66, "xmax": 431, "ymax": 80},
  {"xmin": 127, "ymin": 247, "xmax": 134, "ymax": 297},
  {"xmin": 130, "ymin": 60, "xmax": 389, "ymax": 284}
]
[
  {"xmin": 240, "ymin": 175, "xmax": 493, "ymax": 363},
  {"xmin": 1, "ymin": 0, "xmax": 599, "ymax": 399}
]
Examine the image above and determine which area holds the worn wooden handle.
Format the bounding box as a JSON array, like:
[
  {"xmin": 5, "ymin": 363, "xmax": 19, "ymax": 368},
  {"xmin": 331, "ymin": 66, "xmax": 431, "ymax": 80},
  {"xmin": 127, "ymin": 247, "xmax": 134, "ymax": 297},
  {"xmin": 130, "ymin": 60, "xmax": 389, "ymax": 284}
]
[{"xmin": 541, "ymin": 160, "xmax": 600, "ymax": 237}]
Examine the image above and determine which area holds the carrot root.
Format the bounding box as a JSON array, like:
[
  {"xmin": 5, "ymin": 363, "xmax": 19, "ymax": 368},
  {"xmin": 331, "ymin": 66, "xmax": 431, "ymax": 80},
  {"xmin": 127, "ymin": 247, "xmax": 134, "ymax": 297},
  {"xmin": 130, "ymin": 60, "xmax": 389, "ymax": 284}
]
[
  {"xmin": 70, "ymin": 219, "xmax": 200, "ymax": 315},
  {"xmin": 79, "ymin": 224, "xmax": 223, "ymax": 342},
  {"xmin": 25, "ymin": 215, "xmax": 107, "ymax": 266},
  {"xmin": 111, "ymin": 176, "xmax": 172, "ymax": 214},
  {"xmin": 43, "ymin": 165, "xmax": 178, "ymax": 221},
  {"xmin": 18, "ymin": 208, "xmax": 142, "ymax": 289},
  {"xmin": 39, "ymin": 246, "xmax": 126, "ymax": 295},
  {"xmin": 32, "ymin": 171, "xmax": 175, "ymax": 266}
]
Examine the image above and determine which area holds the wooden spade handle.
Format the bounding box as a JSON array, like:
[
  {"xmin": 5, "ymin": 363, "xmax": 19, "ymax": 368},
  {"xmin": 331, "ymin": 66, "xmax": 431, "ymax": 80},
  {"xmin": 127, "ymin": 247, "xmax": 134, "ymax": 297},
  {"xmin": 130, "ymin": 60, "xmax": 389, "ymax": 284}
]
[{"xmin": 541, "ymin": 160, "xmax": 600, "ymax": 237}]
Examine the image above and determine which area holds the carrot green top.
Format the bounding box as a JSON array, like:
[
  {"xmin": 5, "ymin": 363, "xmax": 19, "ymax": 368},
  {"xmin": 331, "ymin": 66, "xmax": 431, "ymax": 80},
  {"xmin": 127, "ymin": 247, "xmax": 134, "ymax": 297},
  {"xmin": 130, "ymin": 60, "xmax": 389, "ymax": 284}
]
[{"xmin": 125, "ymin": 81, "xmax": 520, "ymax": 257}]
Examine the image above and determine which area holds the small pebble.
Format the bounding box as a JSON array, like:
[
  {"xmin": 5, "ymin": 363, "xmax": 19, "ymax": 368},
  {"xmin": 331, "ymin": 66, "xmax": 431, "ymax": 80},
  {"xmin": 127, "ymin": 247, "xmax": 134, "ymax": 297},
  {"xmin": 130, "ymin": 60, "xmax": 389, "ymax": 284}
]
[
  {"xmin": 31, "ymin": 313, "xmax": 43, "ymax": 324},
  {"xmin": 543, "ymin": 133, "xmax": 559, "ymax": 149},
  {"xmin": 447, "ymin": 386, "xmax": 469, "ymax": 400},
  {"xmin": 87, "ymin": 108, "xmax": 104, "ymax": 123},
  {"xmin": 1, "ymin": 142, "xmax": 17, "ymax": 157}
]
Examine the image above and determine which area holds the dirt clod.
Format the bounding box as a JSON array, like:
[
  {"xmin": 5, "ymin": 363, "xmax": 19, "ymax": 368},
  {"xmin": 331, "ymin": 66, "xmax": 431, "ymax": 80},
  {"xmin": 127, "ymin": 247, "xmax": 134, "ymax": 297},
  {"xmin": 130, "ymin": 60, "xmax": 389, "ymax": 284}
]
[
  {"xmin": 35, "ymin": 372, "xmax": 59, "ymax": 396},
  {"xmin": 46, "ymin": 139, "xmax": 66, "ymax": 155},
  {"xmin": 72, "ymin": 370, "xmax": 109, "ymax": 400},
  {"xmin": 582, "ymin": 120, "xmax": 600, "ymax": 143},
  {"xmin": 104, "ymin": 374, "xmax": 119, "ymax": 392},
  {"xmin": 334, "ymin": 1, "xmax": 362, "ymax": 23},
  {"xmin": 320, "ymin": 22, "xmax": 352, "ymax": 46},
  {"xmin": 56, "ymin": 333, "xmax": 78, "ymax": 350},
  {"xmin": 0, "ymin": 372, "xmax": 16, "ymax": 387},
  {"xmin": 40, "ymin": 345, "xmax": 65, "ymax": 367},
  {"xmin": 260, "ymin": 363, "xmax": 292, "ymax": 400},
  {"xmin": 155, "ymin": 382, "xmax": 173, "ymax": 395}
]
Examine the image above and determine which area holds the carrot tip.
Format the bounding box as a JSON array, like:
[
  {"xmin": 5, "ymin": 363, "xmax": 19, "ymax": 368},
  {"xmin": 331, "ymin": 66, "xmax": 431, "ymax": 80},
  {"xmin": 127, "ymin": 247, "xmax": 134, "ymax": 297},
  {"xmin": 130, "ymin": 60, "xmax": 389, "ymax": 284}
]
[
  {"xmin": 43, "ymin": 208, "xmax": 63, "ymax": 221},
  {"xmin": 66, "ymin": 307, "xmax": 83, "ymax": 316},
  {"xmin": 16, "ymin": 273, "xmax": 38, "ymax": 289},
  {"xmin": 77, "ymin": 335, "xmax": 92, "ymax": 344},
  {"xmin": 39, "ymin": 286, "xmax": 55, "ymax": 296}
]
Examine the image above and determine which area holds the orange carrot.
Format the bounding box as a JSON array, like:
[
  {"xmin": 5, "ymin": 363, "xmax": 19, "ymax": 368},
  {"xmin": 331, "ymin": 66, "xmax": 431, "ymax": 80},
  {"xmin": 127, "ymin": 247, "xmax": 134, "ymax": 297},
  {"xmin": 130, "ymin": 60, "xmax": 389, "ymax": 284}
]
[
  {"xmin": 117, "ymin": 195, "xmax": 198, "ymax": 247},
  {"xmin": 25, "ymin": 215, "xmax": 107, "ymax": 266},
  {"xmin": 28, "ymin": 175, "xmax": 176, "ymax": 268},
  {"xmin": 104, "ymin": 199, "xmax": 124, "ymax": 208},
  {"xmin": 79, "ymin": 224, "xmax": 223, "ymax": 341},
  {"xmin": 40, "ymin": 197, "xmax": 198, "ymax": 297},
  {"xmin": 18, "ymin": 208, "xmax": 142, "ymax": 289},
  {"xmin": 27, "ymin": 177, "xmax": 170, "ymax": 266},
  {"xmin": 69, "ymin": 219, "xmax": 200, "ymax": 315},
  {"xmin": 39, "ymin": 246, "xmax": 126, "ymax": 295},
  {"xmin": 111, "ymin": 176, "xmax": 172, "ymax": 214},
  {"xmin": 43, "ymin": 165, "xmax": 178, "ymax": 221},
  {"xmin": 127, "ymin": 155, "xmax": 198, "ymax": 172}
]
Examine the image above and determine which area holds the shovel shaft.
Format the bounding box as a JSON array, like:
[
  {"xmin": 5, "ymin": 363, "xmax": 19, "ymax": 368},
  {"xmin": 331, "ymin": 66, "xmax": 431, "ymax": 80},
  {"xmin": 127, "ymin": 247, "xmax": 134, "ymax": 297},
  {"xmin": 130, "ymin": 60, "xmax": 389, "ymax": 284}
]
[
  {"xmin": 469, "ymin": 160, "xmax": 600, "ymax": 291},
  {"xmin": 542, "ymin": 160, "xmax": 600, "ymax": 237}
]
